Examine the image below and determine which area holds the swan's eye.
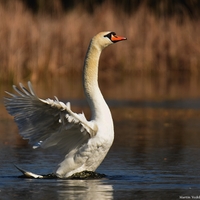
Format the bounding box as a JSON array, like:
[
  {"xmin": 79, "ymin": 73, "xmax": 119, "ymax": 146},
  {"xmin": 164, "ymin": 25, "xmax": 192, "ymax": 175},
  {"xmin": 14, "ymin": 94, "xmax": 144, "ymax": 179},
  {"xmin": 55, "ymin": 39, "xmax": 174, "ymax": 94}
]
[{"xmin": 104, "ymin": 32, "xmax": 116, "ymax": 40}]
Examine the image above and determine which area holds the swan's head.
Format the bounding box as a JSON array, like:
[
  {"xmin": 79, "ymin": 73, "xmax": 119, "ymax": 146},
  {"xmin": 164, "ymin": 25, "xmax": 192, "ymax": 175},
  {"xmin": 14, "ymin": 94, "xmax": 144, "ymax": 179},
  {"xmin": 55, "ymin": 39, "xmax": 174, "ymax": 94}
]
[{"xmin": 92, "ymin": 31, "xmax": 127, "ymax": 50}]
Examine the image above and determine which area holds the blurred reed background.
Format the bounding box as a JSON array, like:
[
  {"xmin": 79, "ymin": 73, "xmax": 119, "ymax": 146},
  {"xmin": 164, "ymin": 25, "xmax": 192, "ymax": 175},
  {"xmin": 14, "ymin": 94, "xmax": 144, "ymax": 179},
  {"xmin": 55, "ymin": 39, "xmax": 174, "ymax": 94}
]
[{"xmin": 0, "ymin": 0, "xmax": 200, "ymax": 83}]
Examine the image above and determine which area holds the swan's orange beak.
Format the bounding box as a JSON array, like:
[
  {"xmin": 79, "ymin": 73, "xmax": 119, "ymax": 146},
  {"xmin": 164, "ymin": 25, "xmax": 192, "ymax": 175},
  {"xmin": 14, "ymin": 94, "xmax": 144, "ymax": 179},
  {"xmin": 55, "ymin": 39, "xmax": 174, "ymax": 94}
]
[{"xmin": 111, "ymin": 34, "xmax": 127, "ymax": 43}]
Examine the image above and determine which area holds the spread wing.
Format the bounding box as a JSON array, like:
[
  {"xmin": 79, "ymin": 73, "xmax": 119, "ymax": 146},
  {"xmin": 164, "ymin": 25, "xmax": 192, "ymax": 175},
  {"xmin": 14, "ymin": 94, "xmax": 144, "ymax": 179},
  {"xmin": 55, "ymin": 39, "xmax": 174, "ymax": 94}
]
[{"xmin": 4, "ymin": 82, "xmax": 98, "ymax": 154}]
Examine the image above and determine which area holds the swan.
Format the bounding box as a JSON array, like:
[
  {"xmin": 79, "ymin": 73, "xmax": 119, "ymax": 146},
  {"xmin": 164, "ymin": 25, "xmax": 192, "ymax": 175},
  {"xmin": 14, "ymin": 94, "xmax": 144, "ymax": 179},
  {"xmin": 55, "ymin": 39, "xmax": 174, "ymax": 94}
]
[{"xmin": 5, "ymin": 31, "xmax": 127, "ymax": 178}]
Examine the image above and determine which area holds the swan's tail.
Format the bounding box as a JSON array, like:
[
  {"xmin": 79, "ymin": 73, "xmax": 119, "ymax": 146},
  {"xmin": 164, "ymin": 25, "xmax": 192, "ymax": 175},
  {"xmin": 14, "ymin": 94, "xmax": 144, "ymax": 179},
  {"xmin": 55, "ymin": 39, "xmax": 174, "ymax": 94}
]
[
  {"xmin": 14, "ymin": 165, "xmax": 57, "ymax": 179},
  {"xmin": 14, "ymin": 165, "xmax": 105, "ymax": 179}
]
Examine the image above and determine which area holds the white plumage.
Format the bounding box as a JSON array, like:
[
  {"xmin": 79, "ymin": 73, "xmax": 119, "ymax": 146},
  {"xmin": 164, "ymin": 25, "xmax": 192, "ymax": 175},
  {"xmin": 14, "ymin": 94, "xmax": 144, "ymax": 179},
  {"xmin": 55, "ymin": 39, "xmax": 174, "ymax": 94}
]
[{"xmin": 5, "ymin": 31, "xmax": 126, "ymax": 178}]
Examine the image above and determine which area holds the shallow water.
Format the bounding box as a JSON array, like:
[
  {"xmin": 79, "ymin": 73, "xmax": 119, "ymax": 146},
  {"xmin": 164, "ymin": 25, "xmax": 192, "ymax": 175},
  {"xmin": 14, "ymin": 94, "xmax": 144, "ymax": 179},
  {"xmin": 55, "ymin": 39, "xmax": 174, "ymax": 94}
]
[{"xmin": 1, "ymin": 75, "xmax": 200, "ymax": 199}]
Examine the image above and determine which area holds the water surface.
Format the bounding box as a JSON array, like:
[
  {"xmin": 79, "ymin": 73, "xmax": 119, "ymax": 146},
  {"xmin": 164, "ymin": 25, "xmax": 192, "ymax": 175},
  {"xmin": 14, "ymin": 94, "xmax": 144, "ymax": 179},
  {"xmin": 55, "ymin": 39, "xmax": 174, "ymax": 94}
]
[{"xmin": 1, "ymin": 75, "xmax": 200, "ymax": 199}]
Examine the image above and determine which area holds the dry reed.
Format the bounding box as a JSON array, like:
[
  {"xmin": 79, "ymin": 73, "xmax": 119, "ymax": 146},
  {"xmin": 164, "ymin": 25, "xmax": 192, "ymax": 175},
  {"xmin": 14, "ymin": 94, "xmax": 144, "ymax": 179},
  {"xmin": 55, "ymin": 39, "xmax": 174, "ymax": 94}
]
[{"xmin": 1, "ymin": 1, "xmax": 200, "ymax": 83}]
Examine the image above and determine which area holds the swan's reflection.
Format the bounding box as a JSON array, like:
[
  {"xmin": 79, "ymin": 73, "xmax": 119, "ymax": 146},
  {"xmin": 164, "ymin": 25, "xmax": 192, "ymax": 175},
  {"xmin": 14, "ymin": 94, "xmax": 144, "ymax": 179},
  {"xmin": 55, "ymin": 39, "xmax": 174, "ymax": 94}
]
[{"xmin": 57, "ymin": 179, "xmax": 113, "ymax": 200}]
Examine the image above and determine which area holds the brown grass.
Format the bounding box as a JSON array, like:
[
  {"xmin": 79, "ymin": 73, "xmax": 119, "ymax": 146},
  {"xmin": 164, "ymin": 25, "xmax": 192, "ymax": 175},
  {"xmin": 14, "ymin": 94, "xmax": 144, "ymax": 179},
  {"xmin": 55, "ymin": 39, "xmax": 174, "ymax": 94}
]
[{"xmin": 1, "ymin": 1, "xmax": 200, "ymax": 83}]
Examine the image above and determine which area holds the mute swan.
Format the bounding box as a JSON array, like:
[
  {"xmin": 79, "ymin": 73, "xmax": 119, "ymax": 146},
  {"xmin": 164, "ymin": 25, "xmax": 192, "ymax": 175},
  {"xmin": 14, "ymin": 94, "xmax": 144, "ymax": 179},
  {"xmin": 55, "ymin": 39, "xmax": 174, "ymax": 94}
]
[{"xmin": 5, "ymin": 31, "xmax": 127, "ymax": 178}]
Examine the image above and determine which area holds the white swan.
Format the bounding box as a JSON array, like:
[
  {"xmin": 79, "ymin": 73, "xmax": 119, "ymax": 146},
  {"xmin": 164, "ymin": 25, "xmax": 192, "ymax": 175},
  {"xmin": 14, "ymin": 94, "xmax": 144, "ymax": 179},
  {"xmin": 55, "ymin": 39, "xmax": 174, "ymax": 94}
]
[{"xmin": 5, "ymin": 31, "xmax": 127, "ymax": 178}]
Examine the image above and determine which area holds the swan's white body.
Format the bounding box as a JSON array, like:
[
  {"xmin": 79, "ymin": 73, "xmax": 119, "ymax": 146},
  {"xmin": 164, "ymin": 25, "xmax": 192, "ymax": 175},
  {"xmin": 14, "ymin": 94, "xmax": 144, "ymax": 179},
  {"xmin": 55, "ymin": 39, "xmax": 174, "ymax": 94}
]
[{"xmin": 5, "ymin": 31, "xmax": 126, "ymax": 178}]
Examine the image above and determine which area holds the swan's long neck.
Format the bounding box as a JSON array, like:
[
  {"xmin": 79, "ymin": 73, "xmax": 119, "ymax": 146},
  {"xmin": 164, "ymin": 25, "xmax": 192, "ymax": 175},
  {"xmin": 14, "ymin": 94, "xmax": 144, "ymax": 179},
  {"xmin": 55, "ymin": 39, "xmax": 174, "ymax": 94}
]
[{"xmin": 83, "ymin": 40, "xmax": 111, "ymax": 121}]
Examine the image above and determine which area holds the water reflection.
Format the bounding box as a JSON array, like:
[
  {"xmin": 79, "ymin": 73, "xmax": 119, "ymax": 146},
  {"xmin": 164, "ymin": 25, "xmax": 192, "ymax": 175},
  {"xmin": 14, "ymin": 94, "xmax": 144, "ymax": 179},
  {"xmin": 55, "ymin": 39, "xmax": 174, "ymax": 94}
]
[
  {"xmin": 2, "ymin": 73, "xmax": 200, "ymax": 101},
  {"xmin": 57, "ymin": 179, "xmax": 113, "ymax": 200},
  {"xmin": 0, "ymin": 178, "xmax": 113, "ymax": 200}
]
